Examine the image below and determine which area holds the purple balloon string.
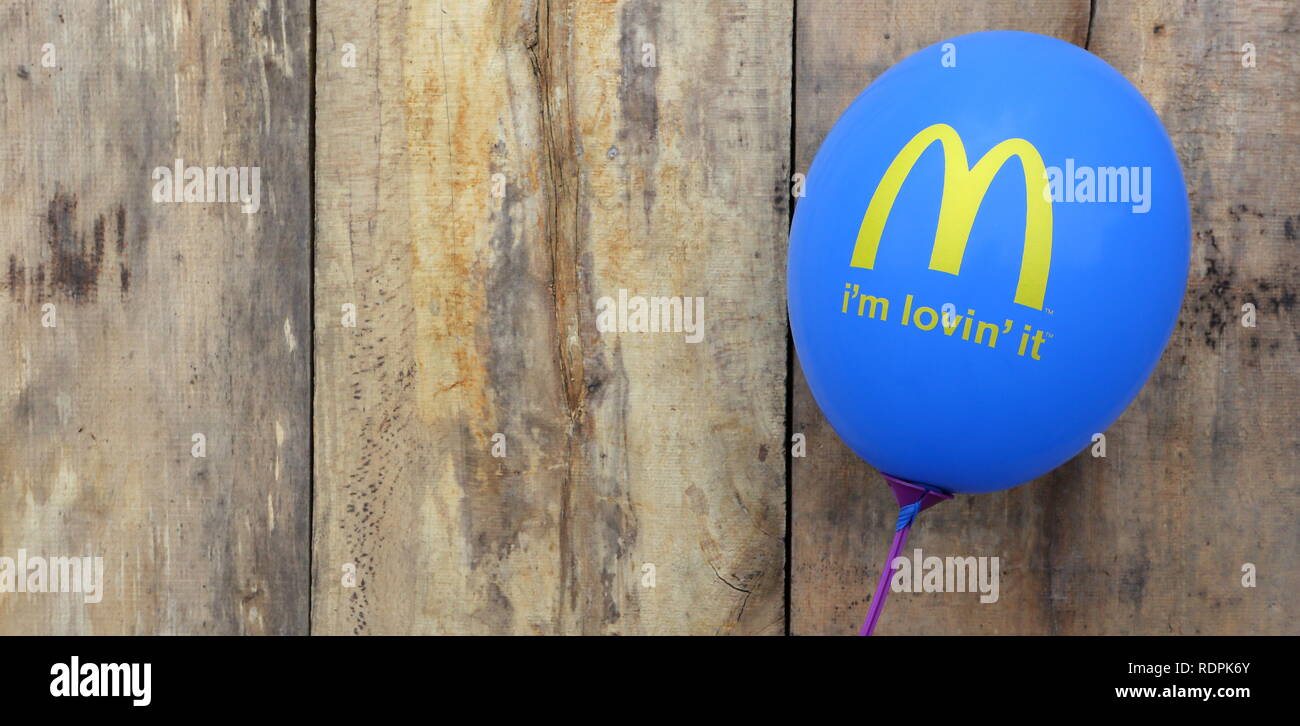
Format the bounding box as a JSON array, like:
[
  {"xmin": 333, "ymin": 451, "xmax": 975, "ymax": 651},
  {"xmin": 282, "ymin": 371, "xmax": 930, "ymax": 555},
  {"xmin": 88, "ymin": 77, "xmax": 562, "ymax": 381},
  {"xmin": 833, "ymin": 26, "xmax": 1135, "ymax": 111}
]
[
  {"xmin": 859, "ymin": 523, "xmax": 911, "ymax": 636},
  {"xmin": 859, "ymin": 474, "xmax": 953, "ymax": 636}
]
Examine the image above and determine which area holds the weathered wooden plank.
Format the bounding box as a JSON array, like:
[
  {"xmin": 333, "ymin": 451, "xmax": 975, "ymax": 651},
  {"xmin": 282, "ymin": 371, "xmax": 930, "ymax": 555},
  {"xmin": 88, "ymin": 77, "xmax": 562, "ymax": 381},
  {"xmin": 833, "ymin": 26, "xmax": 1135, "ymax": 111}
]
[
  {"xmin": 1044, "ymin": 0, "xmax": 1300, "ymax": 635},
  {"xmin": 0, "ymin": 1, "xmax": 312, "ymax": 634},
  {"xmin": 313, "ymin": 0, "xmax": 790, "ymax": 634},
  {"xmin": 792, "ymin": 0, "xmax": 1298, "ymax": 635}
]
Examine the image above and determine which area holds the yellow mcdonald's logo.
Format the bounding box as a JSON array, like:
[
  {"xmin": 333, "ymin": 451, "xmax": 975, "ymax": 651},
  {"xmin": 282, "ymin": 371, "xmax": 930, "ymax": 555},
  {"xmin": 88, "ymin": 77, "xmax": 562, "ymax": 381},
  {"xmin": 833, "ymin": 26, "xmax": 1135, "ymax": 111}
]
[{"xmin": 850, "ymin": 123, "xmax": 1053, "ymax": 310}]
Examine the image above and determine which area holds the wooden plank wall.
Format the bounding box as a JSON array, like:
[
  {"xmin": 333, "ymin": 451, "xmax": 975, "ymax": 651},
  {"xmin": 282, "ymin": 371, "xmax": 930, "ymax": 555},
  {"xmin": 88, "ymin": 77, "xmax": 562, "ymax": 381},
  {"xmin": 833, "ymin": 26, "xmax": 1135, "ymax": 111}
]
[
  {"xmin": 0, "ymin": 0, "xmax": 1294, "ymax": 635},
  {"xmin": 0, "ymin": 1, "xmax": 312, "ymax": 634},
  {"xmin": 792, "ymin": 0, "xmax": 1300, "ymax": 634},
  {"xmin": 312, "ymin": 0, "xmax": 790, "ymax": 634}
]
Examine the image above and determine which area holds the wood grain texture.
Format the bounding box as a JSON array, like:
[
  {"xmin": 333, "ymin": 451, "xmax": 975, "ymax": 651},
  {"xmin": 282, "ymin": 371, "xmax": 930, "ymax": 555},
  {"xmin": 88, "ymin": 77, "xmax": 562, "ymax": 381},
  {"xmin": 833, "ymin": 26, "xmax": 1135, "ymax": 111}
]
[
  {"xmin": 312, "ymin": 0, "xmax": 790, "ymax": 634},
  {"xmin": 0, "ymin": 1, "xmax": 312, "ymax": 634},
  {"xmin": 3, "ymin": 0, "xmax": 1290, "ymax": 638},
  {"xmin": 791, "ymin": 0, "xmax": 1299, "ymax": 634}
]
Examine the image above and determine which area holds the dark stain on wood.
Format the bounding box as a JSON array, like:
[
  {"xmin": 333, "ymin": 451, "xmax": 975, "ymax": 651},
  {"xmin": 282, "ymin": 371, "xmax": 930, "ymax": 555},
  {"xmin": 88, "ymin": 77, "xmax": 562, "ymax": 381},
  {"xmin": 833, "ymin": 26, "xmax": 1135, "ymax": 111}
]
[
  {"xmin": 116, "ymin": 204, "xmax": 130, "ymax": 295},
  {"xmin": 9, "ymin": 196, "xmax": 134, "ymax": 303},
  {"xmin": 1119, "ymin": 549, "xmax": 1151, "ymax": 608},
  {"xmin": 1267, "ymin": 284, "xmax": 1296, "ymax": 313},
  {"xmin": 7, "ymin": 255, "xmax": 24, "ymax": 299},
  {"xmin": 1189, "ymin": 230, "xmax": 1237, "ymax": 350},
  {"xmin": 474, "ymin": 166, "xmax": 532, "ymax": 574},
  {"xmin": 114, "ymin": 204, "xmax": 126, "ymax": 254},
  {"xmin": 45, "ymin": 191, "xmax": 103, "ymax": 302},
  {"xmin": 617, "ymin": 0, "xmax": 661, "ymax": 220},
  {"xmin": 31, "ymin": 264, "xmax": 45, "ymax": 302}
]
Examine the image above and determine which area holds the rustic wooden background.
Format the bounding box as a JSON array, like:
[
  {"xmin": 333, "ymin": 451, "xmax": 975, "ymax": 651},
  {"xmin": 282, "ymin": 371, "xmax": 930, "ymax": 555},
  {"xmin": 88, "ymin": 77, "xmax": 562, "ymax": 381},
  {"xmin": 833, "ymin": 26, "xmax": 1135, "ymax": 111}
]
[
  {"xmin": 0, "ymin": 0, "xmax": 1294, "ymax": 635},
  {"xmin": 1, "ymin": 0, "xmax": 312, "ymax": 635}
]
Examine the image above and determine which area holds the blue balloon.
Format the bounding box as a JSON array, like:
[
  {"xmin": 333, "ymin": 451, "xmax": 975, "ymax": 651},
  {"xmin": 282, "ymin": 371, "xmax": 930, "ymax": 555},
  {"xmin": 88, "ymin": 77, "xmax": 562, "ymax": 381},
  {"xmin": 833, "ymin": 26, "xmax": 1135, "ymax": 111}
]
[{"xmin": 788, "ymin": 31, "xmax": 1189, "ymax": 494}]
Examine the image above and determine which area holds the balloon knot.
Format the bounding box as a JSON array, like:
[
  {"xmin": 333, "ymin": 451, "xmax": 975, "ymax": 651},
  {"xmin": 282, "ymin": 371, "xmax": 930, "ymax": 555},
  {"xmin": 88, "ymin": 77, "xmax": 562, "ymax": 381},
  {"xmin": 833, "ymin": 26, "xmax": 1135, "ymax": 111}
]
[{"xmin": 896, "ymin": 500, "xmax": 923, "ymax": 530}]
